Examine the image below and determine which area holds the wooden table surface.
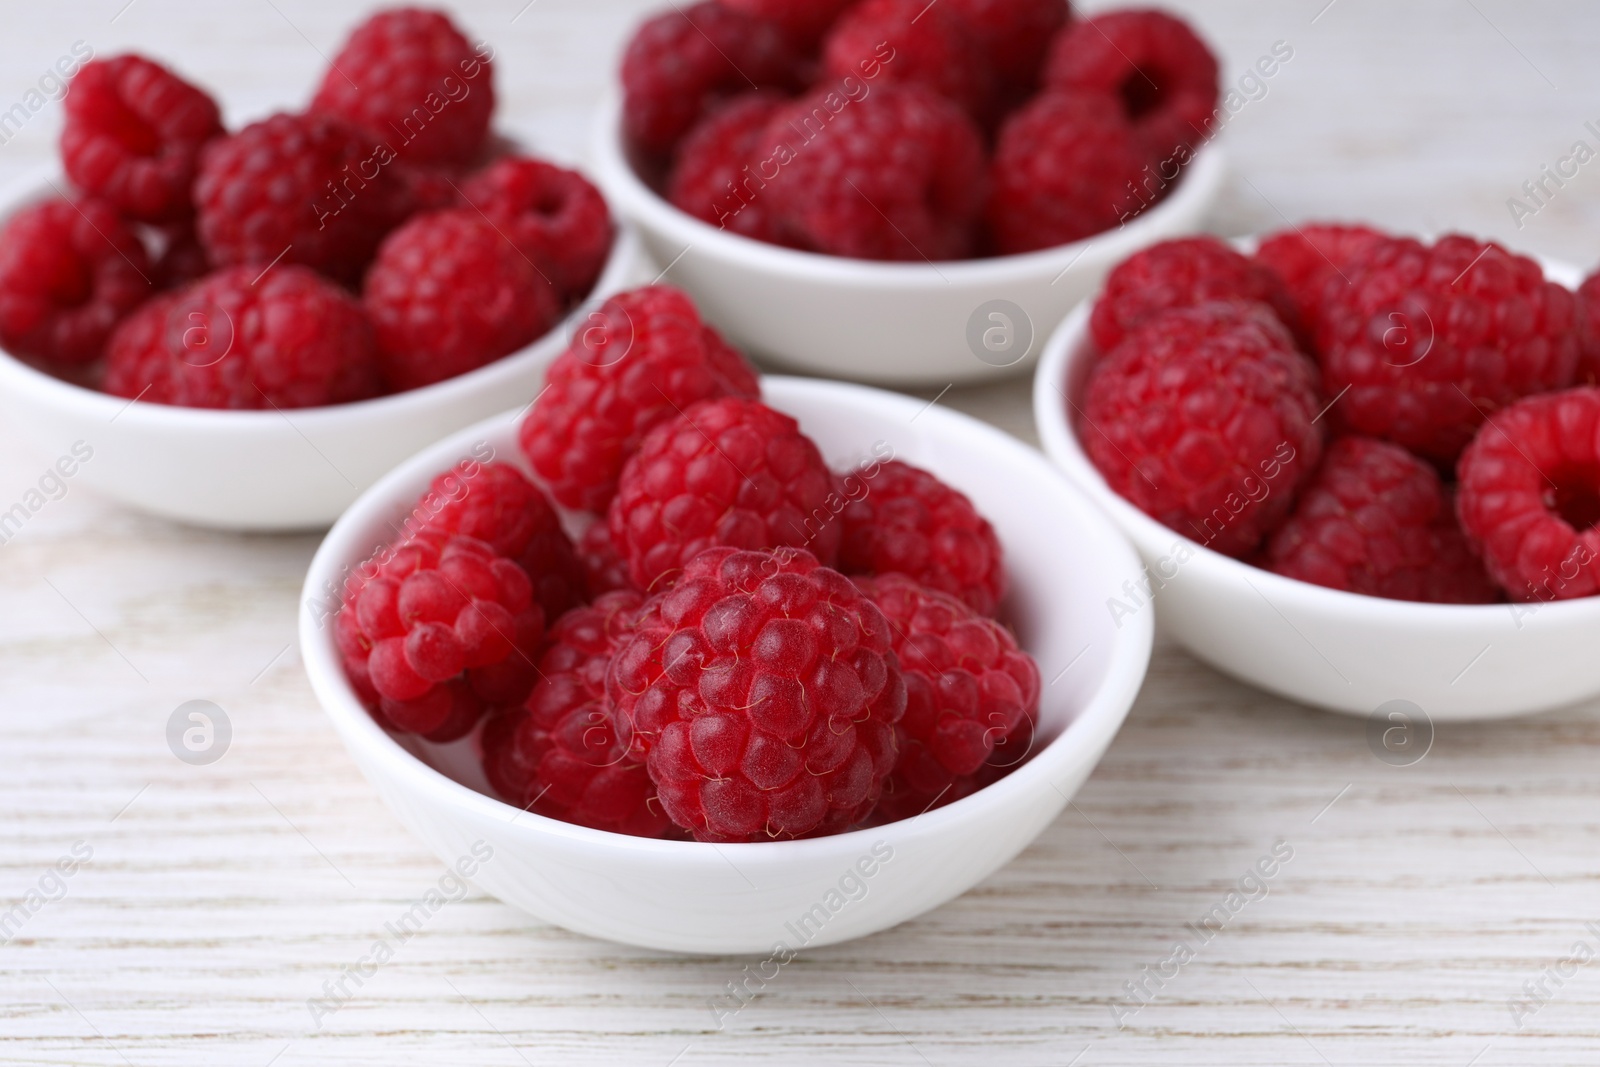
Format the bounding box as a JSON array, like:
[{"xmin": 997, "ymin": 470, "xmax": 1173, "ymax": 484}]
[{"xmin": 4, "ymin": 2, "xmax": 1600, "ymax": 1064}]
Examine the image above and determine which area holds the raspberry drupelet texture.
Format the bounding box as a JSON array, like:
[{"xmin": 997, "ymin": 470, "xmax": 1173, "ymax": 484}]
[
  {"xmin": 1090, "ymin": 236, "xmax": 1301, "ymax": 354},
  {"xmin": 1081, "ymin": 301, "xmax": 1325, "ymax": 558},
  {"xmin": 337, "ymin": 533, "xmax": 546, "ymax": 740},
  {"xmin": 310, "ymin": 7, "xmax": 494, "ymax": 166},
  {"xmin": 1316, "ymin": 234, "xmax": 1582, "ymax": 463},
  {"xmin": 1252, "ymin": 223, "xmax": 1393, "ymax": 344},
  {"xmin": 61, "ymin": 54, "xmax": 224, "ymax": 223},
  {"xmin": 621, "ymin": 1, "xmax": 800, "ymax": 158},
  {"xmin": 480, "ymin": 590, "xmax": 675, "ymax": 837},
  {"xmin": 1456, "ymin": 387, "xmax": 1600, "ymax": 602},
  {"xmin": 415, "ymin": 461, "xmax": 587, "ymax": 621},
  {"xmin": 460, "ymin": 157, "xmax": 613, "ymax": 300},
  {"xmin": 762, "ymin": 84, "xmax": 988, "ymax": 261},
  {"xmin": 721, "ymin": 0, "xmax": 858, "ymax": 46},
  {"xmin": 667, "ymin": 93, "xmax": 793, "ymax": 244},
  {"xmin": 986, "ymin": 92, "xmax": 1151, "ymax": 255},
  {"xmin": 363, "ymin": 208, "xmax": 560, "ymax": 392},
  {"xmin": 944, "ymin": 0, "xmax": 1071, "ymax": 106},
  {"xmin": 839, "ymin": 460, "xmax": 1006, "ymax": 616},
  {"xmin": 103, "ymin": 264, "xmax": 380, "ymax": 409},
  {"xmin": 519, "ymin": 285, "xmax": 762, "ymax": 513},
  {"xmin": 822, "ymin": 0, "xmax": 996, "ymax": 124},
  {"xmin": 855, "ymin": 575, "xmax": 1040, "ymax": 822},
  {"xmin": 194, "ymin": 112, "xmax": 411, "ymax": 285},
  {"xmin": 1044, "ymin": 8, "xmax": 1219, "ymax": 159},
  {"xmin": 0, "ymin": 197, "xmax": 151, "ymax": 365},
  {"xmin": 1266, "ymin": 436, "xmax": 1497, "ymax": 603},
  {"xmin": 607, "ymin": 546, "xmax": 906, "ymax": 842},
  {"xmin": 609, "ymin": 397, "xmax": 841, "ymax": 591},
  {"xmin": 578, "ymin": 520, "xmax": 636, "ymax": 596}
]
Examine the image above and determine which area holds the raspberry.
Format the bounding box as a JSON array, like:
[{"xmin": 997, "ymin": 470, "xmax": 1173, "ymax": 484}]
[
  {"xmin": 855, "ymin": 575, "xmax": 1039, "ymax": 821},
  {"xmin": 0, "ymin": 197, "xmax": 150, "ymax": 365},
  {"xmin": 667, "ymin": 93, "xmax": 793, "ymax": 245},
  {"xmin": 1081, "ymin": 301, "xmax": 1325, "ymax": 558},
  {"xmin": 1317, "ymin": 235, "xmax": 1581, "ymax": 463},
  {"xmin": 1044, "ymin": 9, "xmax": 1219, "ymax": 159},
  {"xmin": 151, "ymin": 221, "xmax": 211, "ymax": 291},
  {"xmin": 1576, "ymin": 269, "xmax": 1600, "ymax": 385},
  {"xmin": 839, "ymin": 460, "xmax": 1005, "ymax": 616},
  {"xmin": 822, "ymin": 0, "xmax": 995, "ymax": 124},
  {"xmin": 1090, "ymin": 236, "xmax": 1300, "ymax": 354},
  {"xmin": 103, "ymin": 265, "xmax": 380, "ymax": 409},
  {"xmin": 609, "ymin": 397, "xmax": 840, "ymax": 591},
  {"xmin": 194, "ymin": 112, "xmax": 410, "ymax": 285},
  {"xmin": 460, "ymin": 157, "xmax": 613, "ymax": 301},
  {"xmin": 519, "ymin": 286, "xmax": 762, "ymax": 513},
  {"xmin": 945, "ymin": 0, "xmax": 1071, "ymax": 106},
  {"xmin": 363, "ymin": 208, "xmax": 560, "ymax": 392},
  {"xmin": 1456, "ymin": 387, "xmax": 1600, "ymax": 602},
  {"xmin": 310, "ymin": 7, "xmax": 494, "ymax": 166},
  {"xmin": 986, "ymin": 92, "xmax": 1152, "ymax": 255},
  {"xmin": 61, "ymin": 54, "xmax": 223, "ymax": 223},
  {"xmin": 762, "ymin": 84, "xmax": 987, "ymax": 261},
  {"xmin": 608, "ymin": 547, "xmax": 906, "ymax": 841},
  {"xmin": 1266, "ymin": 437, "xmax": 1497, "ymax": 603},
  {"xmin": 578, "ymin": 520, "xmax": 635, "ymax": 596},
  {"xmin": 721, "ymin": 0, "xmax": 858, "ymax": 45},
  {"xmin": 337, "ymin": 533, "xmax": 546, "ymax": 737},
  {"xmin": 621, "ymin": 1, "xmax": 801, "ymax": 158},
  {"xmin": 1252, "ymin": 224, "xmax": 1393, "ymax": 342},
  {"xmin": 416, "ymin": 461, "xmax": 586, "ymax": 621},
  {"xmin": 480, "ymin": 590, "xmax": 674, "ymax": 837}
]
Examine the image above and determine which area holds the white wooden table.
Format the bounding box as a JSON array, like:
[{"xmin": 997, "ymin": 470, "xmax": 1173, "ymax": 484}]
[{"xmin": 4, "ymin": 2, "xmax": 1600, "ymax": 1063}]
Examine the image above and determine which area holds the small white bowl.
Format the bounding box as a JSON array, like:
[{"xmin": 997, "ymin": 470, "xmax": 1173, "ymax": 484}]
[
  {"xmin": 0, "ymin": 170, "xmax": 640, "ymax": 531},
  {"xmin": 589, "ymin": 92, "xmax": 1225, "ymax": 387},
  {"xmin": 299, "ymin": 376, "xmax": 1153, "ymax": 953},
  {"xmin": 1033, "ymin": 264, "xmax": 1600, "ymax": 721}
]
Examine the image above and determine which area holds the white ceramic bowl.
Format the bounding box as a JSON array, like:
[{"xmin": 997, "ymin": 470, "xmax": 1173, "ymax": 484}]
[
  {"xmin": 0, "ymin": 170, "xmax": 640, "ymax": 531},
  {"xmin": 299, "ymin": 376, "xmax": 1153, "ymax": 953},
  {"xmin": 589, "ymin": 92, "xmax": 1225, "ymax": 387},
  {"xmin": 1033, "ymin": 259, "xmax": 1600, "ymax": 721}
]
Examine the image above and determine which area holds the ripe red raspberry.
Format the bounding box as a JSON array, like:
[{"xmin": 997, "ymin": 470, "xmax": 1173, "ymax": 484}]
[
  {"xmin": 415, "ymin": 461, "xmax": 586, "ymax": 621},
  {"xmin": 855, "ymin": 575, "xmax": 1039, "ymax": 821},
  {"xmin": 578, "ymin": 520, "xmax": 635, "ymax": 596},
  {"xmin": 1044, "ymin": 9, "xmax": 1219, "ymax": 158},
  {"xmin": 519, "ymin": 286, "xmax": 762, "ymax": 513},
  {"xmin": 194, "ymin": 112, "xmax": 410, "ymax": 285},
  {"xmin": 1252, "ymin": 224, "xmax": 1393, "ymax": 341},
  {"xmin": 822, "ymin": 0, "xmax": 996, "ymax": 124},
  {"xmin": 150, "ymin": 222, "xmax": 211, "ymax": 291},
  {"xmin": 1456, "ymin": 387, "xmax": 1600, "ymax": 602},
  {"xmin": 103, "ymin": 265, "xmax": 380, "ymax": 409},
  {"xmin": 839, "ymin": 460, "xmax": 1005, "ymax": 616},
  {"xmin": 337, "ymin": 533, "xmax": 546, "ymax": 738},
  {"xmin": 1317, "ymin": 235, "xmax": 1581, "ymax": 464},
  {"xmin": 61, "ymin": 55, "xmax": 223, "ymax": 223},
  {"xmin": 1081, "ymin": 302, "xmax": 1325, "ymax": 558},
  {"xmin": 721, "ymin": 0, "xmax": 858, "ymax": 45},
  {"xmin": 762, "ymin": 85, "xmax": 987, "ymax": 261},
  {"xmin": 945, "ymin": 0, "xmax": 1071, "ymax": 106},
  {"xmin": 1090, "ymin": 236, "xmax": 1301, "ymax": 354},
  {"xmin": 460, "ymin": 157, "xmax": 613, "ymax": 301},
  {"xmin": 667, "ymin": 93, "xmax": 793, "ymax": 245},
  {"xmin": 1265, "ymin": 437, "xmax": 1497, "ymax": 603},
  {"xmin": 310, "ymin": 7, "xmax": 493, "ymax": 166},
  {"xmin": 1575, "ymin": 269, "xmax": 1600, "ymax": 385},
  {"xmin": 622, "ymin": 1, "xmax": 801, "ymax": 158},
  {"xmin": 363, "ymin": 209, "xmax": 560, "ymax": 392},
  {"xmin": 609, "ymin": 397, "xmax": 840, "ymax": 591},
  {"xmin": 0, "ymin": 198, "xmax": 151, "ymax": 365},
  {"xmin": 608, "ymin": 547, "xmax": 906, "ymax": 841},
  {"xmin": 986, "ymin": 92, "xmax": 1151, "ymax": 255},
  {"xmin": 480, "ymin": 590, "xmax": 674, "ymax": 837}
]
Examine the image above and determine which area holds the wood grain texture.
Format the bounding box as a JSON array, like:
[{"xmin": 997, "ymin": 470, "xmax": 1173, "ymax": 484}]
[{"xmin": 4, "ymin": 1, "xmax": 1600, "ymax": 1063}]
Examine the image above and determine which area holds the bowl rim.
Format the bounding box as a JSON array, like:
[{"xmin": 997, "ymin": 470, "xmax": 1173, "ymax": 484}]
[
  {"xmin": 300, "ymin": 374, "xmax": 1155, "ymax": 861},
  {"xmin": 1032, "ymin": 246, "xmax": 1600, "ymax": 628},
  {"xmin": 0, "ymin": 164, "xmax": 641, "ymax": 431},
  {"xmin": 588, "ymin": 89, "xmax": 1228, "ymax": 288}
]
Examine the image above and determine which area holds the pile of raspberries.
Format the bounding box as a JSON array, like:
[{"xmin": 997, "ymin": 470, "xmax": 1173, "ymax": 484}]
[
  {"xmin": 622, "ymin": 1, "xmax": 1220, "ymax": 259},
  {"xmin": 0, "ymin": 7, "xmax": 614, "ymax": 409},
  {"xmin": 336, "ymin": 284, "xmax": 1042, "ymax": 842},
  {"xmin": 1080, "ymin": 227, "xmax": 1600, "ymax": 606}
]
